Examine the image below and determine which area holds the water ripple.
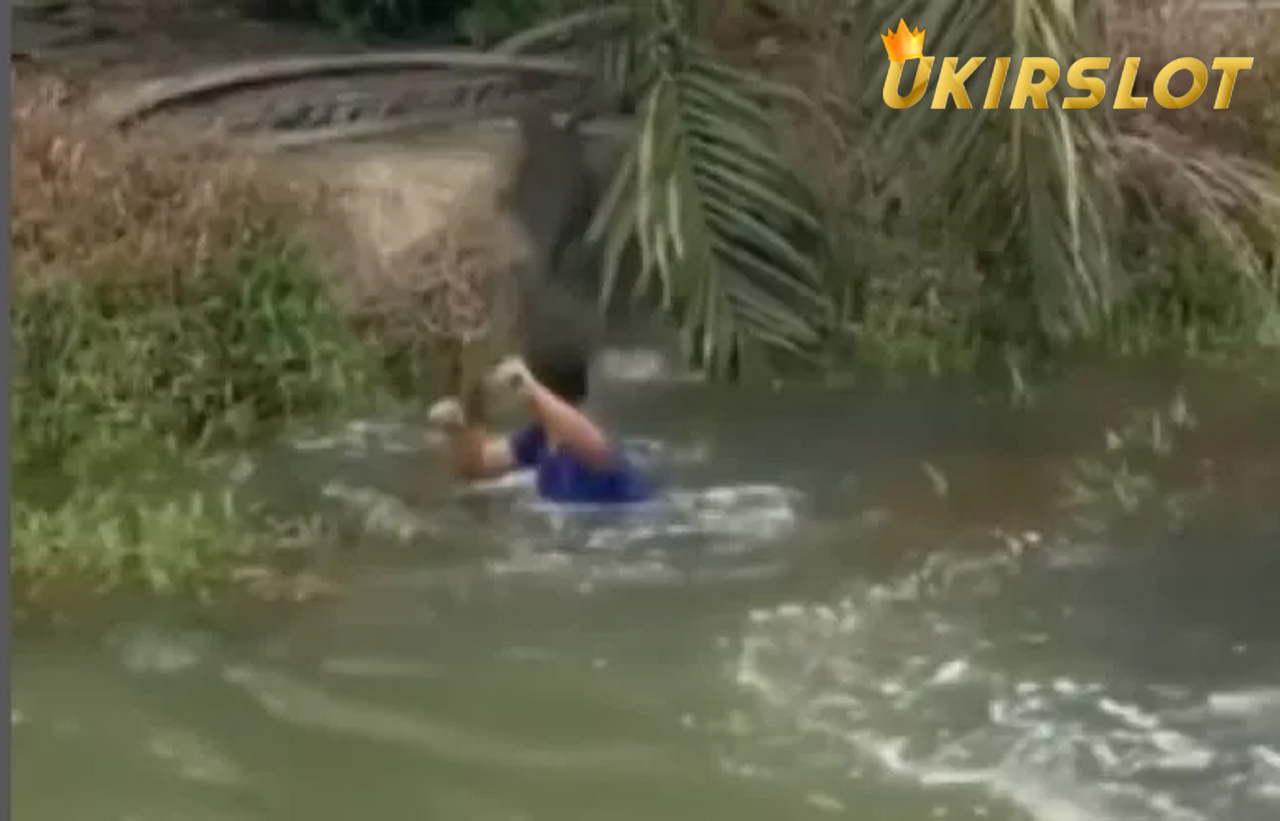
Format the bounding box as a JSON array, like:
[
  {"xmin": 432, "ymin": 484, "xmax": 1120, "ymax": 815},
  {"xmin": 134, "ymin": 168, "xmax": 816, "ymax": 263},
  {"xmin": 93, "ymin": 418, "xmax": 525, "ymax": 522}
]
[
  {"xmin": 723, "ymin": 546, "xmax": 1280, "ymax": 821},
  {"xmin": 221, "ymin": 663, "xmax": 681, "ymax": 779}
]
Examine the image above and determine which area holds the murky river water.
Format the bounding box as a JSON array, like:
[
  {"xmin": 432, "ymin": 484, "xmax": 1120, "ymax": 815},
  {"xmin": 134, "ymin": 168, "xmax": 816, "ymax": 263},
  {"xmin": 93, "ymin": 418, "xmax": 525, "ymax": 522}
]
[{"xmin": 12, "ymin": 354, "xmax": 1280, "ymax": 821}]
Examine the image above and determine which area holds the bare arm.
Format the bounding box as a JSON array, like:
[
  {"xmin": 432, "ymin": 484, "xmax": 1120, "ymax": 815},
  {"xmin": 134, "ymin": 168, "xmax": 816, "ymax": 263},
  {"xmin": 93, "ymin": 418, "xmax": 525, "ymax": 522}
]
[
  {"xmin": 490, "ymin": 357, "xmax": 617, "ymax": 472},
  {"xmin": 521, "ymin": 380, "xmax": 616, "ymax": 471}
]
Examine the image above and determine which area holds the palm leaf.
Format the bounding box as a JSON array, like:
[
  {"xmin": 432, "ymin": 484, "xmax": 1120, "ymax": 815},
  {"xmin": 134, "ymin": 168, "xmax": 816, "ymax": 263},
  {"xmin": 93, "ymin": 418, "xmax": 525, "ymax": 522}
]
[
  {"xmin": 508, "ymin": 1, "xmax": 830, "ymax": 378},
  {"xmin": 587, "ymin": 40, "xmax": 830, "ymax": 376},
  {"xmin": 838, "ymin": 0, "xmax": 1123, "ymax": 344},
  {"xmin": 520, "ymin": 0, "xmax": 1280, "ymax": 365}
]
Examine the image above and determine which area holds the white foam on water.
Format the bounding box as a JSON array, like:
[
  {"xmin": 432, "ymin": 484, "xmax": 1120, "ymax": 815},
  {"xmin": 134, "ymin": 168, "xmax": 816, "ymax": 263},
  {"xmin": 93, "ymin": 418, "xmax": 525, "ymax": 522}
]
[
  {"xmin": 318, "ymin": 656, "xmax": 444, "ymax": 681},
  {"xmin": 320, "ymin": 480, "xmax": 442, "ymax": 543},
  {"xmin": 722, "ymin": 547, "xmax": 1280, "ymax": 821},
  {"xmin": 107, "ymin": 626, "xmax": 215, "ymax": 676},
  {"xmin": 465, "ymin": 469, "xmax": 538, "ymax": 494},
  {"xmin": 146, "ymin": 729, "xmax": 245, "ymax": 787},
  {"xmin": 478, "ymin": 483, "xmax": 804, "ymax": 587},
  {"xmin": 287, "ymin": 417, "xmax": 439, "ymax": 456},
  {"xmin": 596, "ymin": 347, "xmax": 702, "ymax": 383},
  {"xmin": 1207, "ymin": 687, "xmax": 1280, "ymax": 718},
  {"xmin": 596, "ymin": 348, "xmax": 670, "ymax": 382},
  {"xmin": 219, "ymin": 663, "xmax": 674, "ymax": 777},
  {"xmin": 510, "ymin": 483, "xmax": 801, "ymax": 554},
  {"xmin": 315, "ymin": 464, "xmax": 803, "ymax": 588}
]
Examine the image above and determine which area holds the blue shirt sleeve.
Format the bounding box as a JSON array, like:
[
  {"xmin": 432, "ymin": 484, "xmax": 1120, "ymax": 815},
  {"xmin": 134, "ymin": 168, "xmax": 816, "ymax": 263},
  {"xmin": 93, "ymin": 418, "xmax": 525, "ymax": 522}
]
[{"xmin": 508, "ymin": 424, "xmax": 547, "ymax": 469}]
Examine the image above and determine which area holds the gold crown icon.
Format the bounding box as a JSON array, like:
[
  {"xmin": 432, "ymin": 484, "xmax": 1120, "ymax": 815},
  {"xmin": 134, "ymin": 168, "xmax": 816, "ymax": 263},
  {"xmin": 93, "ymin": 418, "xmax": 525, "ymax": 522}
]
[{"xmin": 882, "ymin": 19, "xmax": 926, "ymax": 62}]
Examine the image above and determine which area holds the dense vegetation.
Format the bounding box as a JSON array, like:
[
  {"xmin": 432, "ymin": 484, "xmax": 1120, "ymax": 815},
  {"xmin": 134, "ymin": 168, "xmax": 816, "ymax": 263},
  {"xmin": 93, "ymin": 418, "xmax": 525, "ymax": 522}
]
[
  {"xmin": 554, "ymin": 0, "xmax": 1280, "ymax": 377},
  {"xmin": 12, "ymin": 0, "xmax": 1280, "ymax": 616},
  {"xmin": 11, "ymin": 72, "xmax": 388, "ymax": 615},
  {"xmin": 249, "ymin": 0, "xmax": 1280, "ymax": 375}
]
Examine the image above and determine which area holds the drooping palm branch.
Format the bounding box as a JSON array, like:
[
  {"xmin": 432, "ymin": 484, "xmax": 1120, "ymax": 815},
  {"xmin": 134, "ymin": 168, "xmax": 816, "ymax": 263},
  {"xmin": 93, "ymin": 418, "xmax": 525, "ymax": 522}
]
[
  {"xmin": 834, "ymin": 0, "xmax": 1280, "ymax": 345},
  {"xmin": 498, "ymin": 0, "xmax": 835, "ymax": 379},
  {"xmin": 831, "ymin": 0, "xmax": 1123, "ymax": 344},
  {"xmin": 502, "ymin": 0, "xmax": 1280, "ymax": 366}
]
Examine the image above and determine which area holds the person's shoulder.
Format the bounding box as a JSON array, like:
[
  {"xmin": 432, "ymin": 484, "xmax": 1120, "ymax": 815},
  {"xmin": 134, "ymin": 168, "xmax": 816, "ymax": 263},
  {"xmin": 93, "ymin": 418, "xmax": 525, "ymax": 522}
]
[{"xmin": 508, "ymin": 423, "xmax": 547, "ymax": 467}]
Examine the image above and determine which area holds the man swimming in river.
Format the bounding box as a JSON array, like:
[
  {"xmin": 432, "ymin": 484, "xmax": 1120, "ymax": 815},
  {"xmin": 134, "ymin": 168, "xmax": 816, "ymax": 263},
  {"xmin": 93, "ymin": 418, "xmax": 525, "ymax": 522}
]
[{"xmin": 427, "ymin": 350, "xmax": 654, "ymax": 505}]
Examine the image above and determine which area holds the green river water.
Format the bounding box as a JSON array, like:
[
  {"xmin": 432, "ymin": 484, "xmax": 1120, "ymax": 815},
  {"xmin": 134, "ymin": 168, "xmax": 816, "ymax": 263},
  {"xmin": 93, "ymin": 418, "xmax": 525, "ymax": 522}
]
[{"xmin": 12, "ymin": 353, "xmax": 1280, "ymax": 821}]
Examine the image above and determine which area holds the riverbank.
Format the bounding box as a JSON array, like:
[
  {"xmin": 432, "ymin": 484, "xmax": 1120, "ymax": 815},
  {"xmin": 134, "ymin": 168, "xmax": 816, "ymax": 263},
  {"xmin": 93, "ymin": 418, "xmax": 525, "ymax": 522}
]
[
  {"xmin": 12, "ymin": 52, "xmax": 580, "ymax": 621},
  {"xmin": 11, "ymin": 69, "xmax": 423, "ymax": 620}
]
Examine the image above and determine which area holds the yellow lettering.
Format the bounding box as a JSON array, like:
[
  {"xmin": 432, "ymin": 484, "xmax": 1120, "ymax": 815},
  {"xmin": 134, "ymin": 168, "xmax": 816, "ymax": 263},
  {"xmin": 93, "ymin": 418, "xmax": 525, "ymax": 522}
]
[
  {"xmin": 1009, "ymin": 58, "xmax": 1060, "ymax": 109},
  {"xmin": 1063, "ymin": 57, "xmax": 1110, "ymax": 110},
  {"xmin": 930, "ymin": 57, "xmax": 986, "ymax": 109},
  {"xmin": 1211, "ymin": 57, "xmax": 1254, "ymax": 109},
  {"xmin": 984, "ymin": 57, "xmax": 1012, "ymax": 109},
  {"xmin": 1152, "ymin": 58, "xmax": 1208, "ymax": 109},
  {"xmin": 1114, "ymin": 57, "xmax": 1146, "ymax": 109},
  {"xmin": 883, "ymin": 57, "xmax": 937, "ymax": 109}
]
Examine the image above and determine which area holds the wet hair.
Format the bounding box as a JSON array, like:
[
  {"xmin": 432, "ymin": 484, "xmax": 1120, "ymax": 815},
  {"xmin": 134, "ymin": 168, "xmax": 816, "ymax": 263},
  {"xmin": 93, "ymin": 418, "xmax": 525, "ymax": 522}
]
[
  {"xmin": 519, "ymin": 282, "xmax": 598, "ymax": 408},
  {"xmin": 526, "ymin": 346, "xmax": 589, "ymax": 406}
]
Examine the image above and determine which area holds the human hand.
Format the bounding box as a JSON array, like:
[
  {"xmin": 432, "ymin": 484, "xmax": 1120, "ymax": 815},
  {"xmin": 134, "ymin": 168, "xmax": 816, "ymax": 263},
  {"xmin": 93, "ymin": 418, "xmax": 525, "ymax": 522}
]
[
  {"xmin": 487, "ymin": 355, "xmax": 534, "ymax": 397},
  {"xmin": 426, "ymin": 396, "xmax": 466, "ymax": 430}
]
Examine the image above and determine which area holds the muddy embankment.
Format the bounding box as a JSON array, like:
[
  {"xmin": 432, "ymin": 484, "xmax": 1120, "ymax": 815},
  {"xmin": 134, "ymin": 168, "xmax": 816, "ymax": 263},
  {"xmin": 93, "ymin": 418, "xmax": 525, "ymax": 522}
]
[{"xmin": 16, "ymin": 0, "xmax": 644, "ymax": 355}]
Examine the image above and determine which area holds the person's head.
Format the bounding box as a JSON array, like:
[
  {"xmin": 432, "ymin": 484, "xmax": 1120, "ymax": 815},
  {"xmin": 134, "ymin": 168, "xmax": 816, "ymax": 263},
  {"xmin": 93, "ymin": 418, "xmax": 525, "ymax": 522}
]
[
  {"xmin": 525, "ymin": 345, "xmax": 589, "ymax": 406},
  {"xmin": 519, "ymin": 288, "xmax": 598, "ymax": 408}
]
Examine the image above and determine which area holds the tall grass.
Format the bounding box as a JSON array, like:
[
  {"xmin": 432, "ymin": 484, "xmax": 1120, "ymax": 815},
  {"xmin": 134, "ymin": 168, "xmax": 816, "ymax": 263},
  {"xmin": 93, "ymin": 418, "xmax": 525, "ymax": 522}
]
[{"xmin": 10, "ymin": 70, "xmax": 387, "ymax": 616}]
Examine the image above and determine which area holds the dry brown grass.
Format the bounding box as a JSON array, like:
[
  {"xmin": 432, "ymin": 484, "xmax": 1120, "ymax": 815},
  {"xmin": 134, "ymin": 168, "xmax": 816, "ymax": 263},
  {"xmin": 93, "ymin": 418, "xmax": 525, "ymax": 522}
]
[
  {"xmin": 284, "ymin": 136, "xmax": 539, "ymax": 398},
  {"xmin": 1103, "ymin": 0, "xmax": 1280, "ymax": 158},
  {"xmin": 9, "ymin": 67, "xmax": 323, "ymax": 288},
  {"xmin": 334, "ymin": 182, "xmax": 538, "ymax": 415},
  {"xmin": 338, "ymin": 179, "xmax": 535, "ymax": 345},
  {"xmin": 10, "ymin": 64, "xmax": 534, "ymax": 367},
  {"xmin": 710, "ymin": 1, "xmax": 1280, "ymax": 173}
]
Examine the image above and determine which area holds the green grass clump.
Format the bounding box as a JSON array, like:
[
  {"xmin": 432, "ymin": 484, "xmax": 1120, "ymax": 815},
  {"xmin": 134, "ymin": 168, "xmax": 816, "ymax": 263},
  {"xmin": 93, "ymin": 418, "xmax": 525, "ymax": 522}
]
[
  {"xmin": 12, "ymin": 236, "xmax": 380, "ymax": 472},
  {"xmin": 10, "ymin": 71, "xmax": 385, "ymax": 615},
  {"xmin": 11, "ymin": 238, "xmax": 379, "ymax": 612},
  {"xmin": 13, "ymin": 470, "xmax": 253, "ymax": 615}
]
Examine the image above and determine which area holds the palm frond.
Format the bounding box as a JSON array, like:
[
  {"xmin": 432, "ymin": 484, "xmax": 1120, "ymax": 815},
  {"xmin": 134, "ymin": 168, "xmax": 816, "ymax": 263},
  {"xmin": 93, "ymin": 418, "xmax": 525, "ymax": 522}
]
[
  {"xmin": 836, "ymin": 0, "xmax": 1123, "ymax": 344},
  {"xmin": 586, "ymin": 44, "xmax": 831, "ymax": 377},
  {"xmin": 504, "ymin": 0, "xmax": 1280, "ymax": 365},
  {"xmin": 498, "ymin": 1, "xmax": 832, "ymax": 378}
]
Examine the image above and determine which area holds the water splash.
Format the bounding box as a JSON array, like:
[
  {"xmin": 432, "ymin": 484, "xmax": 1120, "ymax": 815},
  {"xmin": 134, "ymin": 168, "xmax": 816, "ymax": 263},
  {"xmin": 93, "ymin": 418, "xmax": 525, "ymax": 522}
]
[{"xmin": 722, "ymin": 543, "xmax": 1280, "ymax": 821}]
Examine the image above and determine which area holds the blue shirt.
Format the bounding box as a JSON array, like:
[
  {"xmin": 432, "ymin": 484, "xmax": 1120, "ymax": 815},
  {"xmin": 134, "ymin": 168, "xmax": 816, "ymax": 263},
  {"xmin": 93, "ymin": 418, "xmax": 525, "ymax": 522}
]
[{"xmin": 509, "ymin": 424, "xmax": 653, "ymax": 505}]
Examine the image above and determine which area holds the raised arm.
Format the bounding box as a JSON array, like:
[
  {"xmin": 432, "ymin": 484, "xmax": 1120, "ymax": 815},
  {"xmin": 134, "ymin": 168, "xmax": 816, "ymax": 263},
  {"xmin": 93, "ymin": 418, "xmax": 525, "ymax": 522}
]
[{"xmin": 489, "ymin": 357, "xmax": 616, "ymax": 471}]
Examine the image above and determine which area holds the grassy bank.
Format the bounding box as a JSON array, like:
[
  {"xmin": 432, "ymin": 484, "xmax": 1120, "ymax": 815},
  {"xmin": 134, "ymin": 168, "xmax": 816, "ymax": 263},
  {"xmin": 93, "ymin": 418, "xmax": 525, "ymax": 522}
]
[{"xmin": 10, "ymin": 71, "xmax": 403, "ymax": 618}]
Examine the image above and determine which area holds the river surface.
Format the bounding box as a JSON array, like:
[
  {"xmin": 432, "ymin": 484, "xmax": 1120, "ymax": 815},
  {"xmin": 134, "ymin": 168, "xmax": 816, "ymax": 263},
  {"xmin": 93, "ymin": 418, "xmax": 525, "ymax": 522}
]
[{"xmin": 12, "ymin": 354, "xmax": 1280, "ymax": 821}]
